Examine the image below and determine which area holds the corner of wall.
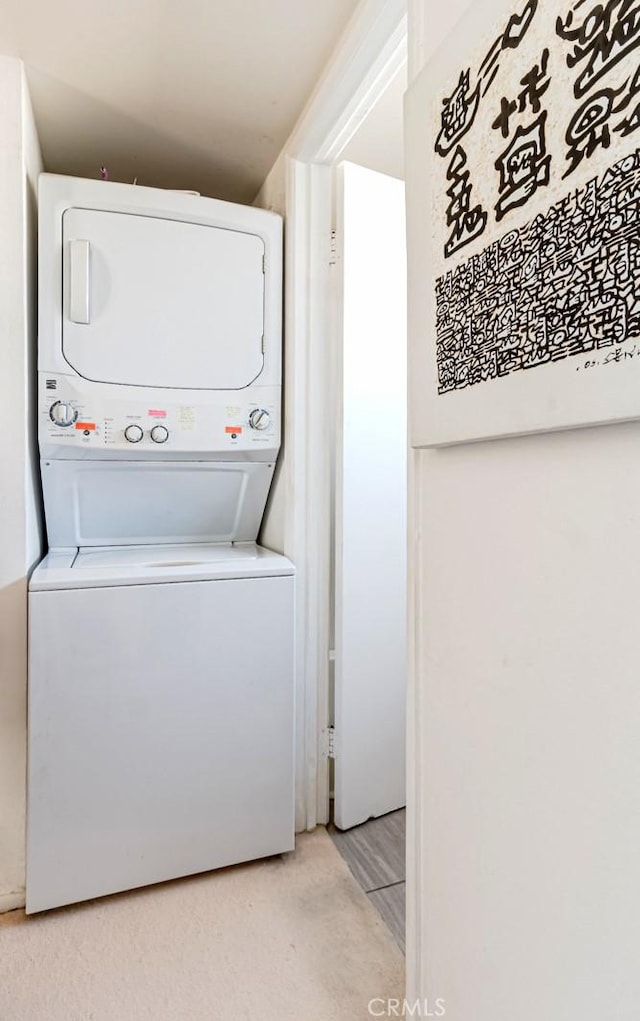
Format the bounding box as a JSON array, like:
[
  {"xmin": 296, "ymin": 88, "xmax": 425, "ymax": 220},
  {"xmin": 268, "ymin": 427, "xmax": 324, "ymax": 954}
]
[
  {"xmin": 254, "ymin": 155, "xmax": 288, "ymax": 556},
  {"xmin": 253, "ymin": 152, "xmax": 287, "ymax": 215}
]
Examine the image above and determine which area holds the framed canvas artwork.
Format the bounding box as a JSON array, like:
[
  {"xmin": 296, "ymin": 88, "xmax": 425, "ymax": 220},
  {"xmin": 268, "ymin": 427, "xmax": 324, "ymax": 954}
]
[{"xmin": 406, "ymin": 0, "xmax": 640, "ymax": 446}]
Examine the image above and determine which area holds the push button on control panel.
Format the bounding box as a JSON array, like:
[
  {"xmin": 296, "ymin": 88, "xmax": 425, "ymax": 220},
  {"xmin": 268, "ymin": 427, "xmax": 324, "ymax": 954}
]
[
  {"xmin": 150, "ymin": 425, "xmax": 169, "ymax": 444},
  {"xmin": 124, "ymin": 424, "xmax": 144, "ymax": 443}
]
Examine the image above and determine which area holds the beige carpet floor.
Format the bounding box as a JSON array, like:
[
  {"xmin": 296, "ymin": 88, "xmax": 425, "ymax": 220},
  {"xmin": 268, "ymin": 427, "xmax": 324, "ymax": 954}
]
[{"xmin": 0, "ymin": 827, "xmax": 404, "ymax": 1021}]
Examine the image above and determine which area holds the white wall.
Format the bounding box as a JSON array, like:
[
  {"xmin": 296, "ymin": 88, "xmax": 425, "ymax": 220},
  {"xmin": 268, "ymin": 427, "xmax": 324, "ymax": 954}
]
[
  {"xmin": 407, "ymin": 2, "xmax": 640, "ymax": 1015},
  {"xmin": 0, "ymin": 57, "xmax": 43, "ymax": 912}
]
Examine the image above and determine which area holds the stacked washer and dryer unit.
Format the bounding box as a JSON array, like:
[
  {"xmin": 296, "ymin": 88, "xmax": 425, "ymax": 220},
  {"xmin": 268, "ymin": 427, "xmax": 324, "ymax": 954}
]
[{"xmin": 27, "ymin": 175, "xmax": 295, "ymax": 913}]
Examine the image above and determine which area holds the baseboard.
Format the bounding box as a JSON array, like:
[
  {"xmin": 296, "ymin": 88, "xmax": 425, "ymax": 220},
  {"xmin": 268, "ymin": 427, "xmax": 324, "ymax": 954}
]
[{"xmin": 0, "ymin": 889, "xmax": 26, "ymax": 913}]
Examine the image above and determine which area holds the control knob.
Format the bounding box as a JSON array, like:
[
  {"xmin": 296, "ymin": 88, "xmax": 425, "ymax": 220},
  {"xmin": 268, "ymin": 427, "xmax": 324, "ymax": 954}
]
[
  {"xmin": 249, "ymin": 408, "xmax": 270, "ymax": 431},
  {"xmin": 124, "ymin": 424, "xmax": 144, "ymax": 443},
  {"xmin": 49, "ymin": 401, "xmax": 77, "ymax": 427},
  {"xmin": 150, "ymin": 425, "xmax": 169, "ymax": 444}
]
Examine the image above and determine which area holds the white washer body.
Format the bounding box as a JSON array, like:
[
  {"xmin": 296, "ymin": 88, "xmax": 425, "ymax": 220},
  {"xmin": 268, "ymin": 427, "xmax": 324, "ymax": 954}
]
[
  {"xmin": 27, "ymin": 544, "xmax": 295, "ymax": 915},
  {"xmin": 28, "ymin": 177, "xmax": 294, "ymax": 913}
]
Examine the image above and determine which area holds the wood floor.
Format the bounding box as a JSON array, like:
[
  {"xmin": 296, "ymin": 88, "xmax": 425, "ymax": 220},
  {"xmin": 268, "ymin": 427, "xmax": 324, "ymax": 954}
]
[{"xmin": 329, "ymin": 808, "xmax": 406, "ymax": 952}]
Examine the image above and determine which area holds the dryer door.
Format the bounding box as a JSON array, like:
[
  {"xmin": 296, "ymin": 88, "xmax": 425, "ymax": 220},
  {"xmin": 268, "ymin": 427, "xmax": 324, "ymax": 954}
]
[{"xmin": 61, "ymin": 208, "xmax": 265, "ymax": 390}]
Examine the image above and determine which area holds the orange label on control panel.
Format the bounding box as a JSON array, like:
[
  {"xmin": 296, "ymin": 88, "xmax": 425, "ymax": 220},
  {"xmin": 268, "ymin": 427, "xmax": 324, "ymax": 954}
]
[
  {"xmin": 148, "ymin": 409, "xmax": 167, "ymax": 417},
  {"xmin": 225, "ymin": 426, "xmax": 243, "ymax": 434},
  {"xmin": 75, "ymin": 422, "xmax": 96, "ymax": 430}
]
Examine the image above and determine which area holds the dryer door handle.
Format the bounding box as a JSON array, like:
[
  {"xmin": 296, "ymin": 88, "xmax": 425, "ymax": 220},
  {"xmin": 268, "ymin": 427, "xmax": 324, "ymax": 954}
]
[{"xmin": 69, "ymin": 239, "xmax": 91, "ymax": 325}]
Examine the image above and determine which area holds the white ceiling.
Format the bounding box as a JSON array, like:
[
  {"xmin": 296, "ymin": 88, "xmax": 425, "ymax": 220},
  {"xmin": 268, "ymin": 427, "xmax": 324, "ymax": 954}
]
[
  {"xmin": 343, "ymin": 61, "xmax": 406, "ymax": 181},
  {"xmin": 0, "ymin": 0, "xmax": 362, "ymax": 203}
]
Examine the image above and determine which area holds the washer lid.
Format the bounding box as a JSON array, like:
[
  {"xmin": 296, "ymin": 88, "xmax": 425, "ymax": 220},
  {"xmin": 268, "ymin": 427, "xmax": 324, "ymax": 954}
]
[
  {"xmin": 73, "ymin": 542, "xmax": 258, "ymax": 569},
  {"xmin": 29, "ymin": 544, "xmax": 295, "ymax": 590},
  {"xmin": 62, "ymin": 208, "xmax": 265, "ymax": 390}
]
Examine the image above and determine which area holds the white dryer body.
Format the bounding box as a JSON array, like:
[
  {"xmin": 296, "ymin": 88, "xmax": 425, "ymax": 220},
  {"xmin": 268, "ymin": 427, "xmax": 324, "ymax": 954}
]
[{"xmin": 38, "ymin": 174, "xmax": 283, "ymax": 548}]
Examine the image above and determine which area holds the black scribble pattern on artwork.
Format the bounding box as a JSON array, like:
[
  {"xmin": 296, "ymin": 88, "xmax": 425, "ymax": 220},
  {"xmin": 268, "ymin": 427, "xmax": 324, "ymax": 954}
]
[{"xmin": 435, "ymin": 148, "xmax": 640, "ymax": 394}]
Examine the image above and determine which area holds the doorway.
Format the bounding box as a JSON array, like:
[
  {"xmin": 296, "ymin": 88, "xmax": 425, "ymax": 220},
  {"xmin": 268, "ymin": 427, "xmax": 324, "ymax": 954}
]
[
  {"xmin": 254, "ymin": 0, "xmax": 412, "ymax": 962},
  {"xmin": 325, "ymin": 72, "xmax": 408, "ymax": 951}
]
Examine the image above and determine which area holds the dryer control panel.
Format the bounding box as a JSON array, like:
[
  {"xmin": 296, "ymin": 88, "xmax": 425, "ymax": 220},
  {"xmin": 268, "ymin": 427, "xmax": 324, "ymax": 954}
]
[{"xmin": 39, "ymin": 375, "xmax": 280, "ymax": 461}]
